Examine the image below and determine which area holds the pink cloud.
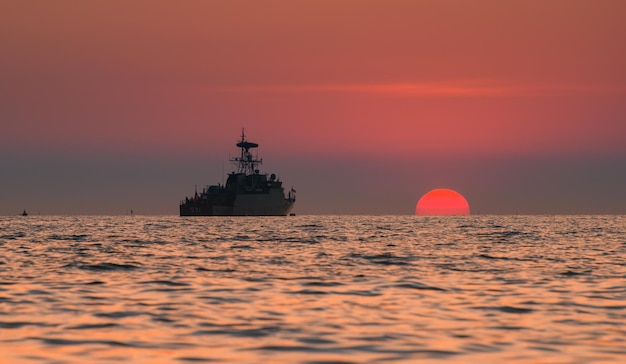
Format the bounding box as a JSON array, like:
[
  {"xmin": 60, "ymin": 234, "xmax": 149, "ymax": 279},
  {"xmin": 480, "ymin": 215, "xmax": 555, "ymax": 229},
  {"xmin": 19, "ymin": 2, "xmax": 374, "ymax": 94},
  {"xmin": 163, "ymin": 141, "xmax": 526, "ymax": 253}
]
[{"xmin": 203, "ymin": 80, "xmax": 621, "ymax": 97}]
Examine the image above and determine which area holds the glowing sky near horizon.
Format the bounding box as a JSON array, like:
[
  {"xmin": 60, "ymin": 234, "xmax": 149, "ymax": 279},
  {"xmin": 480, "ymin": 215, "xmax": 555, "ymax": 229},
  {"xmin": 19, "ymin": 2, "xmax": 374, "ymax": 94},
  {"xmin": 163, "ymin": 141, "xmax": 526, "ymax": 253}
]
[{"xmin": 1, "ymin": 0, "xmax": 625, "ymax": 215}]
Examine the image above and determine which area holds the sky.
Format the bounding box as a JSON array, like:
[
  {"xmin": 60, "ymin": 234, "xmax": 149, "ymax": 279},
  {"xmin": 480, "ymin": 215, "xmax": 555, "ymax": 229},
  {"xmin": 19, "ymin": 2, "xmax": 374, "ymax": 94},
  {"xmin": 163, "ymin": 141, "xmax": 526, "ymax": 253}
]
[{"xmin": 1, "ymin": 0, "xmax": 625, "ymax": 215}]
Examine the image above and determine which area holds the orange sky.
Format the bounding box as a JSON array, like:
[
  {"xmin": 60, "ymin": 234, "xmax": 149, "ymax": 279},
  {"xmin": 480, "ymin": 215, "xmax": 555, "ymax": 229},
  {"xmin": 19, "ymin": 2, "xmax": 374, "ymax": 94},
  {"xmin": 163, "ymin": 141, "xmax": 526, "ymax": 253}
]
[{"xmin": 1, "ymin": 0, "xmax": 625, "ymax": 214}]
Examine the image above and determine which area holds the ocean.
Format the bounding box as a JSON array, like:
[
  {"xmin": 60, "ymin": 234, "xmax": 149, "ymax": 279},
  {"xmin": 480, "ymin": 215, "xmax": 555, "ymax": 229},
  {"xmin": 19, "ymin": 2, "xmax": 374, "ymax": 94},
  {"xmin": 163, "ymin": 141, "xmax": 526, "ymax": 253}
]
[{"xmin": 1, "ymin": 215, "xmax": 625, "ymax": 363}]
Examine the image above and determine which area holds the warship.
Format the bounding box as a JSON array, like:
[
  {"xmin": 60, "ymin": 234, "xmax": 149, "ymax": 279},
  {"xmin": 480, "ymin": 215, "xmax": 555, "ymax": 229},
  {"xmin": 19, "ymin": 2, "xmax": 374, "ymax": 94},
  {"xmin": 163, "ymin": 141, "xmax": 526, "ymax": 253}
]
[{"xmin": 179, "ymin": 130, "xmax": 295, "ymax": 216}]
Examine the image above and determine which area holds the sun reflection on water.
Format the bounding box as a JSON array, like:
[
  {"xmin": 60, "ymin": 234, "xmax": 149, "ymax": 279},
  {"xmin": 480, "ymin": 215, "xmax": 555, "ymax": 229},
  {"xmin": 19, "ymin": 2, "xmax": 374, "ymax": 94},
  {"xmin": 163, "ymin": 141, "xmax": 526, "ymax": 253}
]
[{"xmin": 0, "ymin": 215, "xmax": 625, "ymax": 363}]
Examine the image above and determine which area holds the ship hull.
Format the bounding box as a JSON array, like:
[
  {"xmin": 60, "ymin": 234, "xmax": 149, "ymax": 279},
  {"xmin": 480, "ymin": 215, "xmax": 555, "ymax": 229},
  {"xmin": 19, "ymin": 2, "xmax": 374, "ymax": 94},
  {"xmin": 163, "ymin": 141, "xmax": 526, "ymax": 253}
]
[{"xmin": 180, "ymin": 192, "xmax": 295, "ymax": 216}]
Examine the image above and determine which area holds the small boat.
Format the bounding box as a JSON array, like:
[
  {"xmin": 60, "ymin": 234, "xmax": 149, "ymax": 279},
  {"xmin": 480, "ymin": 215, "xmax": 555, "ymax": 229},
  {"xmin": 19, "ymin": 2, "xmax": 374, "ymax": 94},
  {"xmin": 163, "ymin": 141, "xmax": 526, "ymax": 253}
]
[{"xmin": 21, "ymin": 210, "xmax": 28, "ymax": 216}]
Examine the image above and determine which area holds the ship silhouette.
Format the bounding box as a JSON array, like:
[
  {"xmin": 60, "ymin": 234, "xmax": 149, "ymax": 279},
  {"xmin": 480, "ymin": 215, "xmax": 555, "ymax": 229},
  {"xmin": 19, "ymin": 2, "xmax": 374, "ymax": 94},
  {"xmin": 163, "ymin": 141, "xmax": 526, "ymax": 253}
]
[{"xmin": 180, "ymin": 130, "xmax": 295, "ymax": 216}]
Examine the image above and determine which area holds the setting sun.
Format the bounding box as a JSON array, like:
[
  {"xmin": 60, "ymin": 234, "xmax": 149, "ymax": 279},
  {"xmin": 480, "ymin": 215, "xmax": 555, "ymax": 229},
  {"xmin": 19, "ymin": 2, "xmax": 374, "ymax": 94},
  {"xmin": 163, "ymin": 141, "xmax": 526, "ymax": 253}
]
[{"xmin": 416, "ymin": 189, "xmax": 470, "ymax": 215}]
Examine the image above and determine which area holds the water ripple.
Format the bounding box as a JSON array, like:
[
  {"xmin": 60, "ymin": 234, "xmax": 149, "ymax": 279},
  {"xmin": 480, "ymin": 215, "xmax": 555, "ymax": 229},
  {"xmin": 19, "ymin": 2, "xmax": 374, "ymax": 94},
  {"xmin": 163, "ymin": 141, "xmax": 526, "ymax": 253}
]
[{"xmin": 0, "ymin": 215, "xmax": 624, "ymax": 363}]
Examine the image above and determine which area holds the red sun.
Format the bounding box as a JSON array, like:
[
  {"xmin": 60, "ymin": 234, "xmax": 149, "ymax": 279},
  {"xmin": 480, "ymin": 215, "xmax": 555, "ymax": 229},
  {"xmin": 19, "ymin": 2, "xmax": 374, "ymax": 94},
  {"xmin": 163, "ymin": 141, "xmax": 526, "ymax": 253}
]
[{"xmin": 415, "ymin": 189, "xmax": 470, "ymax": 215}]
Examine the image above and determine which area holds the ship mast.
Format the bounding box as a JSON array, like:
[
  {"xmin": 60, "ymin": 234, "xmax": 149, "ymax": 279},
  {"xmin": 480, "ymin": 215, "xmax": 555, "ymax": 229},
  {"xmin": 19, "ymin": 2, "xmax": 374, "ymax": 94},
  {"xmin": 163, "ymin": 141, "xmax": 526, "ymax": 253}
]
[{"xmin": 231, "ymin": 129, "xmax": 262, "ymax": 175}]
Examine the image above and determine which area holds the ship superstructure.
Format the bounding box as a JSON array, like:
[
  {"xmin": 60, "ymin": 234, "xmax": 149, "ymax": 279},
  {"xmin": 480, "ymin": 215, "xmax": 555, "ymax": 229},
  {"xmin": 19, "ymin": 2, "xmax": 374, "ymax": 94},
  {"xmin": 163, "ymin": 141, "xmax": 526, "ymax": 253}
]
[{"xmin": 180, "ymin": 130, "xmax": 295, "ymax": 216}]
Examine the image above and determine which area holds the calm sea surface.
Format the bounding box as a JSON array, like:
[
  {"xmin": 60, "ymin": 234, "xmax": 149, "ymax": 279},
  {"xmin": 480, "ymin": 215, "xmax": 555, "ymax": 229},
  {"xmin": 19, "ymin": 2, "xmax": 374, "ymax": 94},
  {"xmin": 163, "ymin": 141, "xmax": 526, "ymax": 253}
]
[{"xmin": 1, "ymin": 215, "xmax": 625, "ymax": 363}]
